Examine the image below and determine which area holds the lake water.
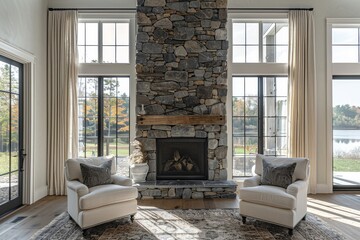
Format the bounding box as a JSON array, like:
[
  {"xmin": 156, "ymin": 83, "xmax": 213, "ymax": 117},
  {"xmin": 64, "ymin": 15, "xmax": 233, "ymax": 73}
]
[{"xmin": 333, "ymin": 130, "xmax": 360, "ymax": 154}]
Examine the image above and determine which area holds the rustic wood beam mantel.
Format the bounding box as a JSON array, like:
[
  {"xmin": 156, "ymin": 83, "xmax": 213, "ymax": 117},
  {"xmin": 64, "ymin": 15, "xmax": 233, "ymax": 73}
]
[{"xmin": 137, "ymin": 115, "xmax": 226, "ymax": 125}]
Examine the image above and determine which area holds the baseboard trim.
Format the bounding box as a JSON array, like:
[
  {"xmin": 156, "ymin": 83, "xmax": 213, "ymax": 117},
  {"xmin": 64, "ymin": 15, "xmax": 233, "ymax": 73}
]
[
  {"xmin": 316, "ymin": 184, "xmax": 332, "ymax": 193},
  {"xmin": 34, "ymin": 185, "xmax": 47, "ymax": 202}
]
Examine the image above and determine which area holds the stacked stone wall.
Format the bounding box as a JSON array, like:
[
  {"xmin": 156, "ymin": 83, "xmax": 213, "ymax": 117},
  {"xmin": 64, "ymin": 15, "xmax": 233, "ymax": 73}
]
[{"xmin": 136, "ymin": 0, "xmax": 228, "ymax": 181}]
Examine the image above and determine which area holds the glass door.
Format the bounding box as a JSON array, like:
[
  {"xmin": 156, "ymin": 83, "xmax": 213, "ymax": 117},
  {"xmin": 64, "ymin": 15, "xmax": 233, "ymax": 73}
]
[
  {"xmin": 333, "ymin": 77, "xmax": 360, "ymax": 189},
  {"xmin": 0, "ymin": 56, "xmax": 24, "ymax": 216}
]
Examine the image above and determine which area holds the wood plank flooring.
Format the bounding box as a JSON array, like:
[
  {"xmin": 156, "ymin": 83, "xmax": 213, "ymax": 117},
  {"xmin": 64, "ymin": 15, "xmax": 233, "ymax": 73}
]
[
  {"xmin": 0, "ymin": 193, "xmax": 359, "ymax": 239},
  {"xmin": 307, "ymin": 193, "xmax": 360, "ymax": 240}
]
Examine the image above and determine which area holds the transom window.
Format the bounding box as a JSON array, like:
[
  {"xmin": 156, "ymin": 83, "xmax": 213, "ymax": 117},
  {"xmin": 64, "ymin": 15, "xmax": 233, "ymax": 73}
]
[
  {"xmin": 232, "ymin": 20, "xmax": 288, "ymax": 63},
  {"xmin": 332, "ymin": 27, "xmax": 360, "ymax": 63},
  {"xmin": 78, "ymin": 21, "xmax": 130, "ymax": 63}
]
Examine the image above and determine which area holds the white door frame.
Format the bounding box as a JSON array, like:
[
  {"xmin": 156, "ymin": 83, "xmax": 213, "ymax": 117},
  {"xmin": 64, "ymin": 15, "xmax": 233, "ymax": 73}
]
[{"xmin": 0, "ymin": 38, "xmax": 36, "ymax": 204}]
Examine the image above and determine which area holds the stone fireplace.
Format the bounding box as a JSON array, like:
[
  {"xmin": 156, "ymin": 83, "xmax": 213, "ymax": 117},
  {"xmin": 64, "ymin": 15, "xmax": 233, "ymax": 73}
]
[
  {"xmin": 134, "ymin": 0, "xmax": 236, "ymax": 199},
  {"xmin": 156, "ymin": 138, "xmax": 208, "ymax": 180}
]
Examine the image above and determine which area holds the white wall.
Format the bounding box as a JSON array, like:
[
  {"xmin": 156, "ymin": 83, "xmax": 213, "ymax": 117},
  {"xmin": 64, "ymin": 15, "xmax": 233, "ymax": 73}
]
[
  {"xmin": 0, "ymin": 0, "xmax": 48, "ymax": 201},
  {"xmin": 48, "ymin": 0, "xmax": 136, "ymax": 9}
]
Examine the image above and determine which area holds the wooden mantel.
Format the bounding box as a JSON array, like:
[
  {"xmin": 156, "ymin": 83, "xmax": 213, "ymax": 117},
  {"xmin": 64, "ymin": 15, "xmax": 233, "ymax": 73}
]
[{"xmin": 137, "ymin": 115, "xmax": 226, "ymax": 125}]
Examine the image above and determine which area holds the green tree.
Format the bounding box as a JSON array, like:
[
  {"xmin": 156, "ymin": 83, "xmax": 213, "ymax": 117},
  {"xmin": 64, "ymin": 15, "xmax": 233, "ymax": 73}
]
[{"xmin": 333, "ymin": 104, "xmax": 360, "ymax": 129}]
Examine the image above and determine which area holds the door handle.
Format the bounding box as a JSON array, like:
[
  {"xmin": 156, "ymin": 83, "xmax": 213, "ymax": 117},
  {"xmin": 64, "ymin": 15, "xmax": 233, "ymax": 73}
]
[{"xmin": 19, "ymin": 149, "xmax": 27, "ymax": 171}]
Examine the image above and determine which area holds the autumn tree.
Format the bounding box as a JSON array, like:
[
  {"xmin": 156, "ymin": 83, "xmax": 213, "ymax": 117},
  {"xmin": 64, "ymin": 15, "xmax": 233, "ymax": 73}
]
[{"xmin": 0, "ymin": 62, "xmax": 19, "ymax": 153}]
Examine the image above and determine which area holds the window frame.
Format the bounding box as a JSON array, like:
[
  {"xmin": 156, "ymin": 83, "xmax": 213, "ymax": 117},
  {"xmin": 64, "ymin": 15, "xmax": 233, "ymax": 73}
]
[
  {"xmin": 78, "ymin": 12, "xmax": 136, "ymax": 176},
  {"xmin": 227, "ymin": 12, "xmax": 289, "ymax": 179},
  {"xmin": 232, "ymin": 19, "xmax": 288, "ymax": 63},
  {"xmin": 231, "ymin": 75, "xmax": 288, "ymax": 177},
  {"xmin": 326, "ymin": 19, "xmax": 360, "ymax": 191},
  {"xmin": 78, "ymin": 18, "xmax": 131, "ymax": 64},
  {"xmin": 331, "ymin": 25, "xmax": 360, "ymax": 63},
  {"xmin": 78, "ymin": 76, "xmax": 130, "ymax": 159}
]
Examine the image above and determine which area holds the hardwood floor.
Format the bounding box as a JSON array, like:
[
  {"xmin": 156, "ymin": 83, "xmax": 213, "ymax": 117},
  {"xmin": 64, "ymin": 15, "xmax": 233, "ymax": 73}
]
[
  {"xmin": 307, "ymin": 193, "xmax": 360, "ymax": 240},
  {"xmin": 0, "ymin": 196, "xmax": 67, "ymax": 240},
  {"xmin": 0, "ymin": 193, "xmax": 359, "ymax": 239}
]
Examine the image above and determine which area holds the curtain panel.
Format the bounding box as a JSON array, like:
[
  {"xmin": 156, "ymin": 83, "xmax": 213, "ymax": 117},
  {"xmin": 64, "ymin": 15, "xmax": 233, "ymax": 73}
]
[
  {"xmin": 288, "ymin": 10, "xmax": 317, "ymax": 194},
  {"xmin": 47, "ymin": 11, "xmax": 78, "ymax": 195}
]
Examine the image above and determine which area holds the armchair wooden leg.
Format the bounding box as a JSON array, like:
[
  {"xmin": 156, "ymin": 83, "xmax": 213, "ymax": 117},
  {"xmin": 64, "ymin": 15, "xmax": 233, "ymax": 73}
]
[
  {"xmin": 288, "ymin": 229, "xmax": 293, "ymax": 235},
  {"xmin": 82, "ymin": 229, "xmax": 90, "ymax": 236},
  {"xmin": 302, "ymin": 214, "xmax": 306, "ymax": 220},
  {"xmin": 241, "ymin": 216, "xmax": 246, "ymax": 224},
  {"xmin": 130, "ymin": 214, "xmax": 136, "ymax": 223}
]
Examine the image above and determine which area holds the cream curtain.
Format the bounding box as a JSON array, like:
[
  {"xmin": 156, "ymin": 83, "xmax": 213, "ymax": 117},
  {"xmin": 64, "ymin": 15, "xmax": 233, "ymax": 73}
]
[
  {"xmin": 47, "ymin": 11, "xmax": 78, "ymax": 195},
  {"xmin": 288, "ymin": 10, "xmax": 317, "ymax": 194}
]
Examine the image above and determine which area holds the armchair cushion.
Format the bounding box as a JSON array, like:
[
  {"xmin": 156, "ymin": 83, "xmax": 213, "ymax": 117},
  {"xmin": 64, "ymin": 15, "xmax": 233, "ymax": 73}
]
[
  {"xmin": 261, "ymin": 160, "xmax": 296, "ymax": 188},
  {"xmin": 255, "ymin": 154, "xmax": 309, "ymax": 181},
  {"xmin": 80, "ymin": 160, "xmax": 112, "ymax": 188},
  {"xmin": 239, "ymin": 185, "xmax": 296, "ymax": 210},
  {"xmin": 65, "ymin": 156, "xmax": 116, "ymax": 182},
  {"xmin": 79, "ymin": 184, "xmax": 138, "ymax": 210}
]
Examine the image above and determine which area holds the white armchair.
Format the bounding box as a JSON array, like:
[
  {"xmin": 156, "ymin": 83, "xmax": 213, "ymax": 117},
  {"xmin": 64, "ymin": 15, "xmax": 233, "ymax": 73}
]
[
  {"xmin": 239, "ymin": 155, "xmax": 310, "ymax": 235},
  {"xmin": 65, "ymin": 156, "xmax": 138, "ymax": 229}
]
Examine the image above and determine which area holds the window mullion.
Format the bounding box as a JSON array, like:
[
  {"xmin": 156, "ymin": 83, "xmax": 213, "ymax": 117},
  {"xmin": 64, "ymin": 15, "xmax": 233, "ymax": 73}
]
[
  {"xmin": 358, "ymin": 27, "xmax": 360, "ymax": 62},
  {"xmin": 243, "ymin": 77, "xmax": 246, "ymax": 175},
  {"xmin": 84, "ymin": 23, "xmax": 87, "ymax": 63},
  {"xmin": 274, "ymin": 77, "xmax": 277, "ymax": 156},
  {"xmin": 116, "ymin": 78, "xmax": 118, "ymax": 158},
  {"xmin": 84, "ymin": 78, "xmax": 87, "ymax": 157},
  {"xmin": 259, "ymin": 22, "xmax": 263, "ymax": 63},
  {"xmin": 258, "ymin": 77, "xmax": 264, "ymax": 154},
  {"xmin": 244, "ymin": 24, "xmax": 247, "ymax": 63},
  {"xmin": 98, "ymin": 77, "xmax": 104, "ymax": 156},
  {"xmin": 115, "ymin": 23, "xmax": 117, "ymax": 63},
  {"xmin": 99, "ymin": 22, "xmax": 103, "ymax": 63}
]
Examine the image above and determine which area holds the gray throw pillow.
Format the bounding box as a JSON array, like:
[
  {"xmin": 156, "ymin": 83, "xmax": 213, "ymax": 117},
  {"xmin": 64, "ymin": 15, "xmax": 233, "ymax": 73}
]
[
  {"xmin": 261, "ymin": 159, "xmax": 297, "ymax": 189},
  {"xmin": 80, "ymin": 160, "xmax": 112, "ymax": 188}
]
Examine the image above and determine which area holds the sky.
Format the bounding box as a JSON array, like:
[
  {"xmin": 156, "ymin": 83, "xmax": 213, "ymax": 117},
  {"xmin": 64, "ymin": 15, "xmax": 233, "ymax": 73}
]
[{"xmin": 333, "ymin": 79, "xmax": 360, "ymax": 106}]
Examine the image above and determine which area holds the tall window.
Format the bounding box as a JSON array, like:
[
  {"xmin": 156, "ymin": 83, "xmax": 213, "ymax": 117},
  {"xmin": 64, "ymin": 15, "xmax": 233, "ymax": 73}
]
[
  {"xmin": 77, "ymin": 15, "xmax": 134, "ymax": 176},
  {"xmin": 329, "ymin": 21, "xmax": 360, "ymax": 188},
  {"xmin": 230, "ymin": 16, "xmax": 289, "ymax": 177},
  {"xmin": 78, "ymin": 77, "xmax": 130, "ymax": 176},
  {"xmin": 232, "ymin": 76, "xmax": 288, "ymax": 177}
]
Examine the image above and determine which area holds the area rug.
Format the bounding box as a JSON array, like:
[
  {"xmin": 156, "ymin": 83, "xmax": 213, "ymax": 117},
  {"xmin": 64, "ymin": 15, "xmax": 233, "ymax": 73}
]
[{"xmin": 31, "ymin": 207, "xmax": 344, "ymax": 240}]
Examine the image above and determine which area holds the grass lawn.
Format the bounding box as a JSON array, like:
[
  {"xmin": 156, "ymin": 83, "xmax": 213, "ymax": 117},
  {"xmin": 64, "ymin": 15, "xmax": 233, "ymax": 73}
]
[
  {"xmin": 334, "ymin": 158, "xmax": 360, "ymax": 172},
  {"xmin": 234, "ymin": 146, "xmax": 257, "ymax": 154},
  {"xmin": 0, "ymin": 152, "xmax": 18, "ymax": 175},
  {"xmin": 82, "ymin": 143, "xmax": 129, "ymax": 157}
]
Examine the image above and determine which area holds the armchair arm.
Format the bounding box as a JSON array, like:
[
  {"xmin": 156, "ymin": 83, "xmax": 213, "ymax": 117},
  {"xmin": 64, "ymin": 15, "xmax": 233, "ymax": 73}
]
[
  {"xmin": 286, "ymin": 180, "xmax": 308, "ymax": 198},
  {"xmin": 112, "ymin": 175, "xmax": 133, "ymax": 186},
  {"xmin": 243, "ymin": 175, "xmax": 261, "ymax": 188},
  {"xmin": 67, "ymin": 180, "xmax": 89, "ymax": 197}
]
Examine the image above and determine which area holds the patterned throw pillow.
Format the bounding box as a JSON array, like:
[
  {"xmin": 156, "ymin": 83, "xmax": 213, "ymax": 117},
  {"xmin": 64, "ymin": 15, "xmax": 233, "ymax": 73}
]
[
  {"xmin": 261, "ymin": 159, "xmax": 297, "ymax": 188},
  {"xmin": 80, "ymin": 160, "xmax": 112, "ymax": 188}
]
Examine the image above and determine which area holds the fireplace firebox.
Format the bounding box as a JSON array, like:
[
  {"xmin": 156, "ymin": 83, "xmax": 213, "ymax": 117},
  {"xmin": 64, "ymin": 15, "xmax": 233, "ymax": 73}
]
[{"xmin": 156, "ymin": 138, "xmax": 208, "ymax": 180}]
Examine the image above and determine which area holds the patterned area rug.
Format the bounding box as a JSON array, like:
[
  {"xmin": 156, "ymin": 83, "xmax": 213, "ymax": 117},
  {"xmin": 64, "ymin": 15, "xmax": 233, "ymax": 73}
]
[{"xmin": 31, "ymin": 207, "xmax": 344, "ymax": 240}]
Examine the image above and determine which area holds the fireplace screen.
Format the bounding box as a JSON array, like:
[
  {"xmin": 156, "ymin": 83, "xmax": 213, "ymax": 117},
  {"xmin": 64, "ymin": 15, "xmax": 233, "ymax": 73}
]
[{"xmin": 156, "ymin": 138, "xmax": 208, "ymax": 180}]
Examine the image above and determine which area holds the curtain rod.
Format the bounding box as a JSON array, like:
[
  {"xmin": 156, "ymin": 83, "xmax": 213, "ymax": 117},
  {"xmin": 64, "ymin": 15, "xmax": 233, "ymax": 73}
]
[
  {"xmin": 228, "ymin": 8, "xmax": 313, "ymax": 11},
  {"xmin": 49, "ymin": 7, "xmax": 313, "ymax": 11},
  {"xmin": 48, "ymin": 8, "xmax": 136, "ymax": 11}
]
